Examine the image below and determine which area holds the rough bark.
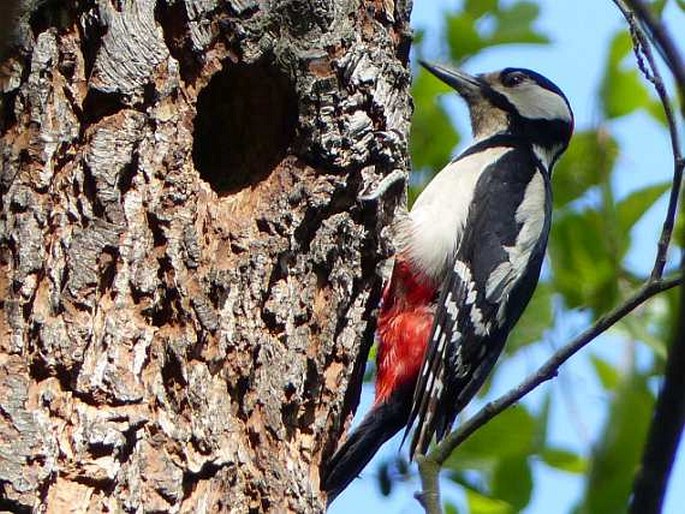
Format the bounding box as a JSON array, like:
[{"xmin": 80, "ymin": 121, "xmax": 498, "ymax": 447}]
[{"xmin": 0, "ymin": 1, "xmax": 412, "ymax": 512}]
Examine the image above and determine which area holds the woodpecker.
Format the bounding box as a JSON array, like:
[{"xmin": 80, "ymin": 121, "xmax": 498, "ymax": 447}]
[{"xmin": 321, "ymin": 61, "xmax": 574, "ymax": 502}]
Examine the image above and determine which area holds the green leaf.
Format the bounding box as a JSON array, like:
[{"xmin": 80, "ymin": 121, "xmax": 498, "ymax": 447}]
[
  {"xmin": 600, "ymin": 31, "xmax": 652, "ymax": 119},
  {"xmin": 615, "ymin": 315, "xmax": 669, "ymax": 360},
  {"xmin": 577, "ymin": 374, "xmax": 655, "ymax": 514},
  {"xmin": 467, "ymin": 490, "xmax": 515, "ymax": 514},
  {"xmin": 553, "ymin": 130, "xmax": 619, "ymax": 208},
  {"xmin": 446, "ymin": 1, "xmax": 549, "ymax": 62},
  {"xmin": 446, "ymin": 407, "xmax": 536, "ymax": 471},
  {"xmin": 464, "ymin": 0, "xmax": 498, "ymax": 18},
  {"xmin": 676, "ymin": 184, "xmax": 685, "ymax": 248},
  {"xmin": 646, "ymin": 98, "xmax": 669, "ymax": 126},
  {"xmin": 488, "ymin": 2, "xmax": 550, "ymax": 46},
  {"xmin": 447, "ymin": 469, "xmax": 487, "ymax": 492},
  {"xmin": 506, "ymin": 282, "xmax": 553, "ymax": 353},
  {"xmin": 446, "ymin": 12, "xmax": 486, "ymax": 62},
  {"xmin": 651, "ymin": 0, "xmax": 669, "ymax": 15},
  {"xmin": 650, "ymin": 287, "xmax": 681, "ymax": 355},
  {"xmin": 549, "ymin": 209, "xmax": 620, "ymax": 314},
  {"xmin": 410, "ymin": 68, "xmax": 461, "ymax": 173},
  {"xmin": 413, "ymin": 28, "xmax": 426, "ymax": 47},
  {"xmin": 492, "ymin": 457, "xmax": 533, "ymax": 510},
  {"xmin": 590, "ymin": 355, "xmax": 620, "ymax": 390},
  {"xmin": 616, "ymin": 182, "xmax": 670, "ymax": 235},
  {"xmin": 534, "ymin": 391, "xmax": 552, "ymax": 449},
  {"xmin": 542, "ymin": 447, "xmax": 587, "ymax": 474},
  {"xmin": 445, "ymin": 503, "xmax": 461, "ymax": 514},
  {"xmin": 367, "ymin": 343, "xmax": 377, "ymax": 362},
  {"xmin": 677, "ymin": 0, "xmax": 685, "ymax": 11}
]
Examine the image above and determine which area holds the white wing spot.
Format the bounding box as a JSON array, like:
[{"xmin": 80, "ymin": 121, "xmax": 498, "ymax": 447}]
[
  {"xmin": 433, "ymin": 325, "xmax": 442, "ymax": 342},
  {"xmin": 436, "ymin": 333, "xmax": 447, "ymax": 354},
  {"xmin": 425, "ymin": 369, "xmax": 434, "ymax": 385},
  {"xmin": 466, "ymin": 287, "xmax": 477, "ymax": 305},
  {"xmin": 484, "ymin": 172, "xmax": 547, "ymax": 325},
  {"xmin": 453, "ymin": 260, "xmax": 472, "ymax": 281},
  {"xmin": 470, "ymin": 304, "xmax": 490, "ymax": 336},
  {"xmin": 453, "ymin": 346, "xmax": 470, "ymax": 379},
  {"xmin": 434, "ymin": 376, "xmax": 444, "ymax": 395},
  {"xmin": 444, "ymin": 292, "xmax": 460, "ymax": 320}
]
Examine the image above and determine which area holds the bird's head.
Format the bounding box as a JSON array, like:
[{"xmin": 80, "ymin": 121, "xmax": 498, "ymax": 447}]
[{"xmin": 421, "ymin": 61, "xmax": 574, "ymax": 169}]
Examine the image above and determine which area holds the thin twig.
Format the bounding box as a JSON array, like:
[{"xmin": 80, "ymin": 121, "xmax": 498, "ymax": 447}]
[
  {"xmin": 421, "ymin": 275, "xmax": 682, "ymax": 470},
  {"xmin": 612, "ymin": 2, "xmax": 685, "ymax": 512},
  {"xmin": 622, "ymin": 0, "xmax": 685, "ymax": 110},
  {"xmin": 612, "ymin": 0, "xmax": 685, "ymax": 280}
]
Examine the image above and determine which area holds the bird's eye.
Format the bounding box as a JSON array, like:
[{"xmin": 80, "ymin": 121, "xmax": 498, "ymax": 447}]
[{"xmin": 502, "ymin": 72, "xmax": 525, "ymax": 88}]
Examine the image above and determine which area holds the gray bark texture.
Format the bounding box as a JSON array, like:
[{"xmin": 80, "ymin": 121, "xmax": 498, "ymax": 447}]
[{"xmin": 0, "ymin": 0, "xmax": 413, "ymax": 512}]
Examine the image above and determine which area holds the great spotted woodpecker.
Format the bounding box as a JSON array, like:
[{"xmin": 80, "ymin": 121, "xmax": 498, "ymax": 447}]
[{"xmin": 321, "ymin": 61, "xmax": 574, "ymax": 502}]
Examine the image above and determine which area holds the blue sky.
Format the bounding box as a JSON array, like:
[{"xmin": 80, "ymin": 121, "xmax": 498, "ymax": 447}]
[{"xmin": 329, "ymin": 1, "xmax": 685, "ymax": 513}]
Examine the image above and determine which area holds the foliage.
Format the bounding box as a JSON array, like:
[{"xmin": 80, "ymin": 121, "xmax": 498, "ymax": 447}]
[
  {"xmin": 409, "ymin": 0, "xmax": 550, "ymax": 200},
  {"xmin": 446, "ymin": 0, "xmax": 549, "ymax": 63},
  {"xmin": 410, "ymin": 68, "xmax": 460, "ymax": 177},
  {"xmin": 575, "ymin": 375, "xmax": 655, "ymax": 514},
  {"xmin": 601, "ymin": 32, "xmax": 652, "ymax": 119},
  {"xmin": 365, "ymin": 0, "xmax": 682, "ymax": 513}
]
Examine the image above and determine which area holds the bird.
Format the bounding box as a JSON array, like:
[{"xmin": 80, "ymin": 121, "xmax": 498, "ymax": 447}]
[{"xmin": 321, "ymin": 60, "xmax": 574, "ymax": 503}]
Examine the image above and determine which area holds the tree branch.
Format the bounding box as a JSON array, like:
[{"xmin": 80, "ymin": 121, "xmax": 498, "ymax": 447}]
[
  {"xmin": 415, "ymin": 275, "xmax": 682, "ymax": 511},
  {"xmin": 427, "ymin": 276, "xmax": 682, "ymax": 466},
  {"xmin": 630, "ymin": 260, "xmax": 685, "ymax": 513},
  {"xmin": 612, "ymin": 0, "xmax": 685, "ymax": 281},
  {"xmin": 622, "ymin": 0, "xmax": 685, "ymax": 113},
  {"xmin": 611, "ymin": 2, "xmax": 685, "ymax": 512},
  {"xmin": 416, "ymin": 455, "xmax": 443, "ymax": 514}
]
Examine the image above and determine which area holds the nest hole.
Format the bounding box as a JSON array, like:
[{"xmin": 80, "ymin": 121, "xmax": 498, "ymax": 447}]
[{"xmin": 193, "ymin": 62, "xmax": 298, "ymax": 195}]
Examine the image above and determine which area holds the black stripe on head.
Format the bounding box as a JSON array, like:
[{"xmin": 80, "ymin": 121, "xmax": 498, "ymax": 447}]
[
  {"xmin": 499, "ymin": 68, "xmax": 573, "ymax": 122},
  {"xmin": 477, "ymin": 76, "xmax": 517, "ymax": 113},
  {"xmin": 474, "ymin": 68, "xmax": 573, "ymax": 154},
  {"xmin": 500, "ymin": 68, "xmax": 566, "ymax": 99}
]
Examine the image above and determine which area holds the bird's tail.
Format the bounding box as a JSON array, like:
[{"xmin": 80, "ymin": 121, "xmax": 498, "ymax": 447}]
[{"xmin": 321, "ymin": 390, "xmax": 411, "ymax": 504}]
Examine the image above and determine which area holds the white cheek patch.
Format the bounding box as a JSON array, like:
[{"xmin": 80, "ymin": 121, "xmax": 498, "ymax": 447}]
[{"xmin": 498, "ymin": 83, "xmax": 572, "ymax": 123}]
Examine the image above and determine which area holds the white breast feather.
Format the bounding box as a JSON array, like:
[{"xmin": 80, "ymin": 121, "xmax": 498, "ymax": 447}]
[{"xmin": 399, "ymin": 147, "xmax": 514, "ymax": 282}]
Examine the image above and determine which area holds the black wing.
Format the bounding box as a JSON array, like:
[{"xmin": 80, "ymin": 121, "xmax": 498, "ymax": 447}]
[{"xmin": 406, "ymin": 148, "xmax": 551, "ymax": 457}]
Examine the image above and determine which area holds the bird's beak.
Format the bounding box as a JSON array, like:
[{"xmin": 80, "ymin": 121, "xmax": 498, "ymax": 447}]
[{"xmin": 420, "ymin": 61, "xmax": 482, "ymax": 99}]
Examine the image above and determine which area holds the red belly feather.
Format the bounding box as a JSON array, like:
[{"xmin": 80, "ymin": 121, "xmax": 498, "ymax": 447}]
[{"xmin": 375, "ymin": 258, "xmax": 435, "ymax": 405}]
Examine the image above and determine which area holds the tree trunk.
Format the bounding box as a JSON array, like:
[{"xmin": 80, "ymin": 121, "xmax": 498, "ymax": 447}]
[{"xmin": 0, "ymin": 1, "xmax": 412, "ymax": 512}]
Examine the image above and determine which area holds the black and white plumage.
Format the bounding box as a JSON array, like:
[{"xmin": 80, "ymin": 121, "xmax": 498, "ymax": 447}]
[
  {"xmin": 404, "ymin": 62, "xmax": 574, "ymax": 457},
  {"xmin": 321, "ymin": 62, "xmax": 573, "ymax": 503}
]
